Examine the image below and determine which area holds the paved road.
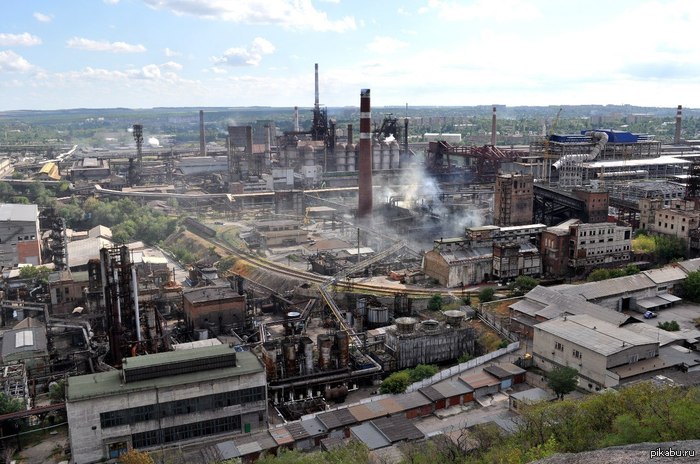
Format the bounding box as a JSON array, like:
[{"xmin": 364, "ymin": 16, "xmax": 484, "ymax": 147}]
[{"xmin": 416, "ymin": 394, "xmax": 518, "ymax": 436}]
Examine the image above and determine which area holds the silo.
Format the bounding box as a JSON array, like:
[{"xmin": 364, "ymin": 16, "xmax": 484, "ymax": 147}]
[
  {"xmin": 367, "ymin": 305, "xmax": 389, "ymax": 329},
  {"xmin": 317, "ymin": 334, "xmax": 333, "ymax": 370},
  {"xmin": 283, "ymin": 340, "xmax": 298, "ymax": 377},
  {"xmin": 262, "ymin": 342, "xmax": 278, "ymax": 381},
  {"xmin": 356, "ymin": 298, "xmax": 367, "ymax": 318},
  {"xmin": 346, "ymin": 143, "xmax": 356, "ymax": 172},
  {"xmin": 421, "ymin": 320, "xmax": 440, "ymax": 332},
  {"xmin": 443, "ymin": 310, "xmax": 465, "ymax": 326},
  {"xmin": 335, "ymin": 143, "xmax": 347, "ymax": 172},
  {"xmin": 301, "ymin": 337, "xmax": 314, "ymax": 375},
  {"xmin": 372, "ymin": 140, "xmax": 381, "ymax": 170},
  {"xmin": 389, "ymin": 140, "xmax": 400, "ymax": 169},
  {"xmin": 395, "ymin": 317, "xmax": 418, "ymax": 334},
  {"xmin": 285, "ymin": 311, "xmax": 301, "ymax": 336},
  {"xmin": 380, "ymin": 141, "xmax": 390, "ymax": 170},
  {"xmin": 336, "ymin": 330, "xmax": 349, "ymax": 369}
]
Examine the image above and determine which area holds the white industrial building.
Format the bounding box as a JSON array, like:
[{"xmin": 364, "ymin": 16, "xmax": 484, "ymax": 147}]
[{"xmin": 66, "ymin": 346, "xmax": 266, "ymax": 463}]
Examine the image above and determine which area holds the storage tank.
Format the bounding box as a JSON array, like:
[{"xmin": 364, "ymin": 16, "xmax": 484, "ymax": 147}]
[
  {"xmin": 380, "ymin": 141, "xmax": 390, "ymax": 170},
  {"xmin": 262, "ymin": 342, "xmax": 278, "ymax": 381},
  {"xmin": 285, "ymin": 311, "xmax": 301, "ymax": 336},
  {"xmin": 336, "ymin": 330, "xmax": 349, "ymax": 369},
  {"xmin": 301, "ymin": 337, "xmax": 314, "ymax": 375},
  {"xmin": 283, "ymin": 340, "xmax": 298, "ymax": 377},
  {"xmin": 317, "ymin": 334, "xmax": 333, "ymax": 370},
  {"xmin": 346, "ymin": 143, "xmax": 356, "ymax": 171},
  {"xmin": 366, "ymin": 305, "xmax": 389, "ymax": 329},
  {"xmin": 355, "ymin": 298, "xmax": 367, "ymax": 317},
  {"xmin": 443, "ymin": 310, "xmax": 465, "ymax": 326},
  {"xmin": 335, "ymin": 143, "xmax": 347, "ymax": 172},
  {"xmin": 324, "ymin": 385, "xmax": 349, "ymax": 402},
  {"xmin": 421, "ymin": 320, "xmax": 440, "ymax": 332},
  {"xmin": 395, "ymin": 317, "xmax": 418, "ymax": 334}
]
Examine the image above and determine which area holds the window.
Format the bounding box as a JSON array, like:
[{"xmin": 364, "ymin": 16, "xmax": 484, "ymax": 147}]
[
  {"xmin": 555, "ymin": 341, "xmax": 564, "ymax": 351},
  {"xmin": 573, "ymin": 349, "xmax": 582, "ymax": 359}
]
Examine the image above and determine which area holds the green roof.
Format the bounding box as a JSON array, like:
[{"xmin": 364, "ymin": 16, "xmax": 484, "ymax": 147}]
[{"xmin": 67, "ymin": 348, "xmax": 263, "ymax": 402}]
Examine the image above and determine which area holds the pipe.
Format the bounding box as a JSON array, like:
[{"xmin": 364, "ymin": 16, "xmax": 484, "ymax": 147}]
[
  {"xmin": 267, "ymin": 363, "xmax": 381, "ymax": 391},
  {"xmin": 132, "ymin": 267, "xmax": 141, "ymax": 342},
  {"xmin": 113, "ymin": 268, "xmax": 122, "ymax": 325},
  {"xmin": 358, "ymin": 89, "xmax": 373, "ymax": 217},
  {"xmin": 552, "ymin": 130, "xmax": 609, "ymax": 169}
]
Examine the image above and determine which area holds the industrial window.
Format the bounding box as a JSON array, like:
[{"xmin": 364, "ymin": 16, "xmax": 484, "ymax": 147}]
[
  {"xmin": 573, "ymin": 349, "xmax": 582, "ymax": 359},
  {"xmin": 132, "ymin": 415, "xmax": 242, "ymax": 449},
  {"xmin": 671, "ymin": 224, "xmax": 674, "ymax": 230},
  {"xmin": 555, "ymin": 341, "xmax": 564, "ymax": 351},
  {"xmin": 17, "ymin": 236, "xmax": 21, "ymax": 241}
]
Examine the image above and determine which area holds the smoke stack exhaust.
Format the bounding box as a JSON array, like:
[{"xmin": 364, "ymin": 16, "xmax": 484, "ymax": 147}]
[
  {"xmin": 294, "ymin": 106, "xmax": 300, "ymax": 132},
  {"xmin": 199, "ymin": 110, "xmax": 206, "ymax": 156},
  {"xmin": 358, "ymin": 89, "xmax": 372, "ymax": 217},
  {"xmin": 491, "ymin": 106, "xmax": 497, "ymax": 146},
  {"xmin": 314, "ymin": 63, "xmax": 320, "ymax": 111},
  {"xmin": 674, "ymin": 104, "xmax": 682, "ymax": 144}
]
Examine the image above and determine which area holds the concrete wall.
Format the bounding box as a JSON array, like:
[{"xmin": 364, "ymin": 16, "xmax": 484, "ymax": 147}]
[{"xmin": 0, "ymin": 219, "xmax": 40, "ymax": 268}]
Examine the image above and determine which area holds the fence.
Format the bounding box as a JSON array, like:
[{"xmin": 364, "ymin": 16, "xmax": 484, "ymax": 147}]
[{"xmin": 405, "ymin": 341, "xmax": 520, "ymax": 393}]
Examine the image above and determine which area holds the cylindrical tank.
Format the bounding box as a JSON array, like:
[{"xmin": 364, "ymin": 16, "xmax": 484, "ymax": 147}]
[
  {"xmin": 367, "ymin": 305, "xmax": 389, "ymax": 328},
  {"xmin": 380, "ymin": 141, "xmax": 390, "ymax": 170},
  {"xmin": 301, "ymin": 337, "xmax": 314, "ymax": 375},
  {"xmin": 335, "ymin": 143, "xmax": 347, "ymax": 172},
  {"xmin": 372, "ymin": 141, "xmax": 381, "ymax": 170},
  {"xmin": 345, "ymin": 311, "xmax": 354, "ymax": 327},
  {"xmin": 421, "ymin": 320, "xmax": 440, "ymax": 332},
  {"xmin": 285, "ymin": 311, "xmax": 301, "ymax": 336},
  {"xmin": 194, "ymin": 328, "xmax": 208, "ymax": 341},
  {"xmin": 346, "ymin": 144, "xmax": 356, "ymax": 171},
  {"xmin": 283, "ymin": 340, "xmax": 298, "ymax": 377},
  {"xmin": 317, "ymin": 334, "xmax": 333, "ymax": 370},
  {"xmin": 324, "ymin": 385, "xmax": 349, "ymax": 402},
  {"xmin": 355, "ymin": 298, "xmax": 367, "ymax": 317},
  {"xmin": 443, "ymin": 310, "xmax": 465, "ymax": 326},
  {"xmin": 395, "ymin": 317, "xmax": 418, "ymax": 334},
  {"xmin": 336, "ymin": 330, "xmax": 349, "ymax": 369},
  {"xmin": 262, "ymin": 342, "xmax": 278, "ymax": 381},
  {"xmin": 389, "ymin": 140, "xmax": 400, "ymax": 169}
]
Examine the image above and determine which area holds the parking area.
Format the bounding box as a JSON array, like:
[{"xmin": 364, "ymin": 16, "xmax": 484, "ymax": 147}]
[{"xmin": 647, "ymin": 302, "xmax": 700, "ymax": 331}]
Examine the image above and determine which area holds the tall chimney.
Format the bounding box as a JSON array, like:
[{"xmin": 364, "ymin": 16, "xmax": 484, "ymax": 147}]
[
  {"xmin": 314, "ymin": 63, "xmax": 320, "ymax": 111},
  {"xmin": 199, "ymin": 110, "xmax": 206, "ymax": 156},
  {"xmin": 674, "ymin": 104, "xmax": 682, "ymax": 145},
  {"xmin": 358, "ymin": 89, "xmax": 372, "ymax": 217},
  {"xmin": 491, "ymin": 106, "xmax": 497, "ymax": 146},
  {"xmin": 294, "ymin": 106, "xmax": 300, "ymax": 132},
  {"xmin": 347, "ymin": 124, "xmax": 353, "ymax": 145}
]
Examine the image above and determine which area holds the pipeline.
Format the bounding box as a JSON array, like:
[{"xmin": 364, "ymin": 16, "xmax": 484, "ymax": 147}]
[{"xmin": 552, "ymin": 130, "xmax": 609, "ymax": 169}]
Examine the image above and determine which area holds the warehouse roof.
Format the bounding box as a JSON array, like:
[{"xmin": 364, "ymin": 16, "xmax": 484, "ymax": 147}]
[
  {"xmin": 183, "ymin": 285, "xmax": 244, "ymax": 304},
  {"xmin": 642, "ymin": 267, "xmax": 688, "ymax": 285},
  {"xmin": 535, "ymin": 315, "xmax": 657, "ymax": 356},
  {"xmin": 0, "ymin": 203, "xmax": 38, "ymax": 222},
  {"xmin": 556, "ymin": 274, "xmax": 656, "ymax": 301},
  {"xmin": 317, "ymin": 408, "xmax": 357, "ymax": 430}
]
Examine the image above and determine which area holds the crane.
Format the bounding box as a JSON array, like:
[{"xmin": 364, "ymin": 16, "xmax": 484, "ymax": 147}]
[{"xmin": 543, "ymin": 107, "xmax": 562, "ymax": 184}]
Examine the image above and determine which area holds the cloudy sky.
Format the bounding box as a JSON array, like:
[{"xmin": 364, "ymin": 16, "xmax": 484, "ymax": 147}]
[{"xmin": 1, "ymin": 0, "xmax": 699, "ymax": 110}]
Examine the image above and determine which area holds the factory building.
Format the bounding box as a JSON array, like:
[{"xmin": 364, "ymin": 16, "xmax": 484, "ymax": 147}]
[
  {"xmin": 568, "ymin": 222, "xmax": 632, "ymax": 272},
  {"xmin": 384, "ymin": 313, "xmax": 476, "ymax": 369},
  {"xmin": 493, "ymin": 173, "xmax": 534, "ymax": 226},
  {"xmin": 183, "ymin": 286, "xmax": 247, "ymax": 338},
  {"xmin": 66, "ymin": 346, "xmax": 266, "ymax": 463},
  {"xmin": 647, "ymin": 199, "xmax": 700, "ymax": 246},
  {"xmin": 0, "ymin": 203, "xmax": 41, "ymax": 268},
  {"xmin": 69, "ymin": 157, "xmax": 110, "ymax": 182}
]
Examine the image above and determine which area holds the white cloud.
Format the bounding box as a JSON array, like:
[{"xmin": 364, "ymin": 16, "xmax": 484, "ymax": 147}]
[
  {"xmin": 0, "ymin": 51, "xmax": 35, "ymax": 73},
  {"xmin": 103, "ymin": 0, "xmax": 120, "ymax": 4},
  {"xmin": 164, "ymin": 47, "xmax": 181, "ymax": 57},
  {"xmin": 54, "ymin": 62, "xmax": 188, "ymax": 84},
  {"xmin": 367, "ymin": 36, "xmax": 409, "ymax": 54},
  {"xmin": 143, "ymin": 0, "xmax": 356, "ymax": 32},
  {"xmin": 423, "ymin": 0, "xmax": 540, "ymax": 22},
  {"xmin": 66, "ymin": 37, "xmax": 146, "ymax": 53},
  {"xmin": 161, "ymin": 61, "xmax": 183, "ymax": 71},
  {"xmin": 33, "ymin": 12, "xmax": 52, "ymax": 23},
  {"xmin": 211, "ymin": 37, "xmax": 275, "ymax": 67},
  {"xmin": 0, "ymin": 33, "xmax": 42, "ymax": 47}
]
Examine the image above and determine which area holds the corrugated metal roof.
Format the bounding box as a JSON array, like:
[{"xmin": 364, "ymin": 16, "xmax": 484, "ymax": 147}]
[
  {"xmin": 350, "ymin": 422, "xmax": 391, "ymax": 450},
  {"xmin": 284, "ymin": 422, "xmax": 310, "ymax": 440},
  {"xmin": 269, "ymin": 426, "xmax": 294, "ymax": 445},
  {"xmin": 393, "ymin": 391, "xmax": 432, "ymax": 410},
  {"xmin": 677, "ymin": 258, "xmax": 700, "ymax": 274},
  {"xmin": 300, "ymin": 417, "xmax": 326, "ymax": 437},
  {"xmin": 642, "ymin": 267, "xmax": 688, "ymax": 285},
  {"xmin": 317, "ymin": 408, "xmax": 357, "ymax": 430},
  {"xmin": 522, "ymin": 286, "xmax": 631, "ymax": 326},
  {"xmin": 623, "ymin": 322, "xmax": 683, "ymax": 347},
  {"xmin": 372, "ymin": 416, "xmax": 424, "ymax": 442},
  {"xmin": 557, "ymin": 274, "xmax": 656, "ymax": 301},
  {"xmin": 459, "ymin": 370, "xmax": 500, "ymax": 390},
  {"xmin": 0, "ymin": 203, "xmax": 38, "ymax": 222},
  {"xmin": 535, "ymin": 315, "xmax": 657, "ymax": 356},
  {"xmin": 509, "ymin": 299, "xmax": 545, "ymax": 317}
]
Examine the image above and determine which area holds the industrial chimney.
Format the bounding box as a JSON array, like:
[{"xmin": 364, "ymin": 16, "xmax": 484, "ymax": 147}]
[
  {"xmin": 674, "ymin": 105, "xmax": 682, "ymax": 145},
  {"xmin": 294, "ymin": 106, "xmax": 300, "ymax": 132},
  {"xmin": 199, "ymin": 110, "xmax": 206, "ymax": 156},
  {"xmin": 491, "ymin": 106, "xmax": 497, "ymax": 146},
  {"xmin": 314, "ymin": 63, "xmax": 320, "ymax": 112},
  {"xmin": 358, "ymin": 89, "xmax": 373, "ymax": 217}
]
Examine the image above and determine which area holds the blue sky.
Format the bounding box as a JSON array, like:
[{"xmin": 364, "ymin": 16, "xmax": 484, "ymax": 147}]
[{"xmin": 1, "ymin": 0, "xmax": 699, "ymax": 110}]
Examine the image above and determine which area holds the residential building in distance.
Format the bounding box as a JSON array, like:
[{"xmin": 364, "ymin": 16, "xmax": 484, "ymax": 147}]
[
  {"xmin": 0, "ymin": 203, "xmax": 41, "ymax": 268},
  {"xmin": 66, "ymin": 346, "xmax": 266, "ymax": 463}
]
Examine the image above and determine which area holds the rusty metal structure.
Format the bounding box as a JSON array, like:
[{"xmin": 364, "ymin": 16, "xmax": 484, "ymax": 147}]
[
  {"xmin": 425, "ymin": 141, "xmax": 525, "ymax": 182},
  {"xmin": 130, "ymin": 124, "xmax": 143, "ymax": 186},
  {"xmin": 358, "ymin": 88, "xmax": 373, "ymax": 217}
]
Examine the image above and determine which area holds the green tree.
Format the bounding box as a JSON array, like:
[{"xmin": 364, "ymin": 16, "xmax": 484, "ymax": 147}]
[
  {"xmin": 0, "ymin": 392, "xmax": 24, "ymax": 414},
  {"xmin": 588, "ymin": 268, "xmax": 611, "ymax": 282},
  {"xmin": 510, "ymin": 275, "xmax": 539, "ymax": 295},
  {"xmin": 547, "ymin": 366, "xmax": 579, "ymax": 400},
  {"xmin": 682, "ymin": 271, "xmax": 700, "ymax": 303},
  {"xmin": 118, "ymin": 449, "xmax": 154, "ymax": 464},
  {"xmin": 49, "ymin": 379, "xmax": 65, "ymax": 404},
  {"xmin": 408, "ymin": 364, "xmax": 439, "ymax": 383},
  {"xmin": 427, "ymin": 293, "xmax": 443, "ymax": 311},
  {"xmin": 379, "ymin": 370, "xmax": 411, "ymax": 394},
  {"xmin": 654, "ymin": 235, "xmax": 686, "ymax": 263},
  {"xmin": 19, "ymin": 265, "xmax": 51, "ymax": 284},
  {"xmin": 657, "ymin": 320, "xmax": 680, "ymax": 331},
  {"xmin": 478, "ymin": 287, "xmax": 495, "ymax": 303}
]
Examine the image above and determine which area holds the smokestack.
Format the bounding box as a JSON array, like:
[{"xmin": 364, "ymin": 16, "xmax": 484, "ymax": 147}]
[
  {"xmin": 347, "ymin": 124, "xmax": 353, "ymax": 145},
  {"xmin": 358, "ymin": 89, "xmax": 372, "ymax": 217},
  {"xmin": 491, "ymin": 106, "xmax": 497, "ymax": 146},
  {"xmin": 674, "ymin": 104, "xmax": 682, "ymax": 145},
  {"xmin": 294, "ymin": 106, "xmax": 300, "ymax": 132},
  {"xmin": 199, "ymin": 110, "xmax": 206, "ymax": 156},
  {"xmin": 314, "ymin": 63, "xmax": 320, "ymax": 111}
]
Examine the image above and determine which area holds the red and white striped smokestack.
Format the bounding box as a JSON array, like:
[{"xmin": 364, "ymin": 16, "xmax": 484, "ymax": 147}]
[
  {"xmin": 358, "ymin": 89, "xmax": 372, "ymax": 217},
  {"xmin": 674, "ymin": 104, "xmax": 682, "ymax": 145},
  {"xmin": 491, "ymin": 106, "xmax": 497, "ymax": 146},
  {"xmin": 314, "ymin": 63, "xmax": 320, "ymax": 111}
]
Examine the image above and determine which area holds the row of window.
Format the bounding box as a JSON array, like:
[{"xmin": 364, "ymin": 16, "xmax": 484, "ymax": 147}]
[
  {"xmin": 132, "ymin": 415, "xmax": 242, "ymax": 448},
  {"xmin": 556, "ymin": 343, "xmax": 583, "ymax": 361},
  {"xmin": 658, "ymin": 222, "xmax": 686, "ymax": 232},
  {"xmin": 100, "ymin": 386, "xmax": 265, "ymax": 428}
]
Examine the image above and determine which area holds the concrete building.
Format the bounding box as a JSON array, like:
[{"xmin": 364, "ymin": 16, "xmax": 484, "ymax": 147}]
[
  {"xmin": 648, "ymin": 199, "xmax": 700, "ymax": 246},
  {"xmin": 572, "ymin": 188, "xmax": 609, "ymax": 224},
  {"xmin": 66, "ymin": 346, "xmax": 266, "ymax": 463},
  {"xmin": 540, "ymin": 219, "xmax": 580, "ymax": 277},
  {"xmin": 48, "ymin": 269, "xmax": 87, "ymax": 314},
  {"xmin": 0, "ymin": 203, "xmax": 41, "ymax": 268},
  {"xmin": 183, "ymin": 286, "xmax": 246, "ymax": 337},
  {"xmin": 70, "ymin": 157, "xmax": 110, "ymax": 182},
  {"xmin": 255, "ymin": 219, "xmax": 306, "ymax": 248},
  {"xmin": 494, "ymin": 173, "xmax": 533, "ymax": 226},
  {"xmin": 568, "ymin": 222, "xmax": 632, "ymax": 272},
  {"xmin": 533, "ymin": 314, "xmax": 659, "ymax": 390},
  {"xmin": 492, "ymin": 242, "xmax": 541, "ymax": 281}
]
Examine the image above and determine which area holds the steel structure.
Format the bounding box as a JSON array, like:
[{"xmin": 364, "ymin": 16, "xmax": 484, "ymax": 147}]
[{"xmin": 425, "ymin": 141, "xmax": 525, "ymax": 182}]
